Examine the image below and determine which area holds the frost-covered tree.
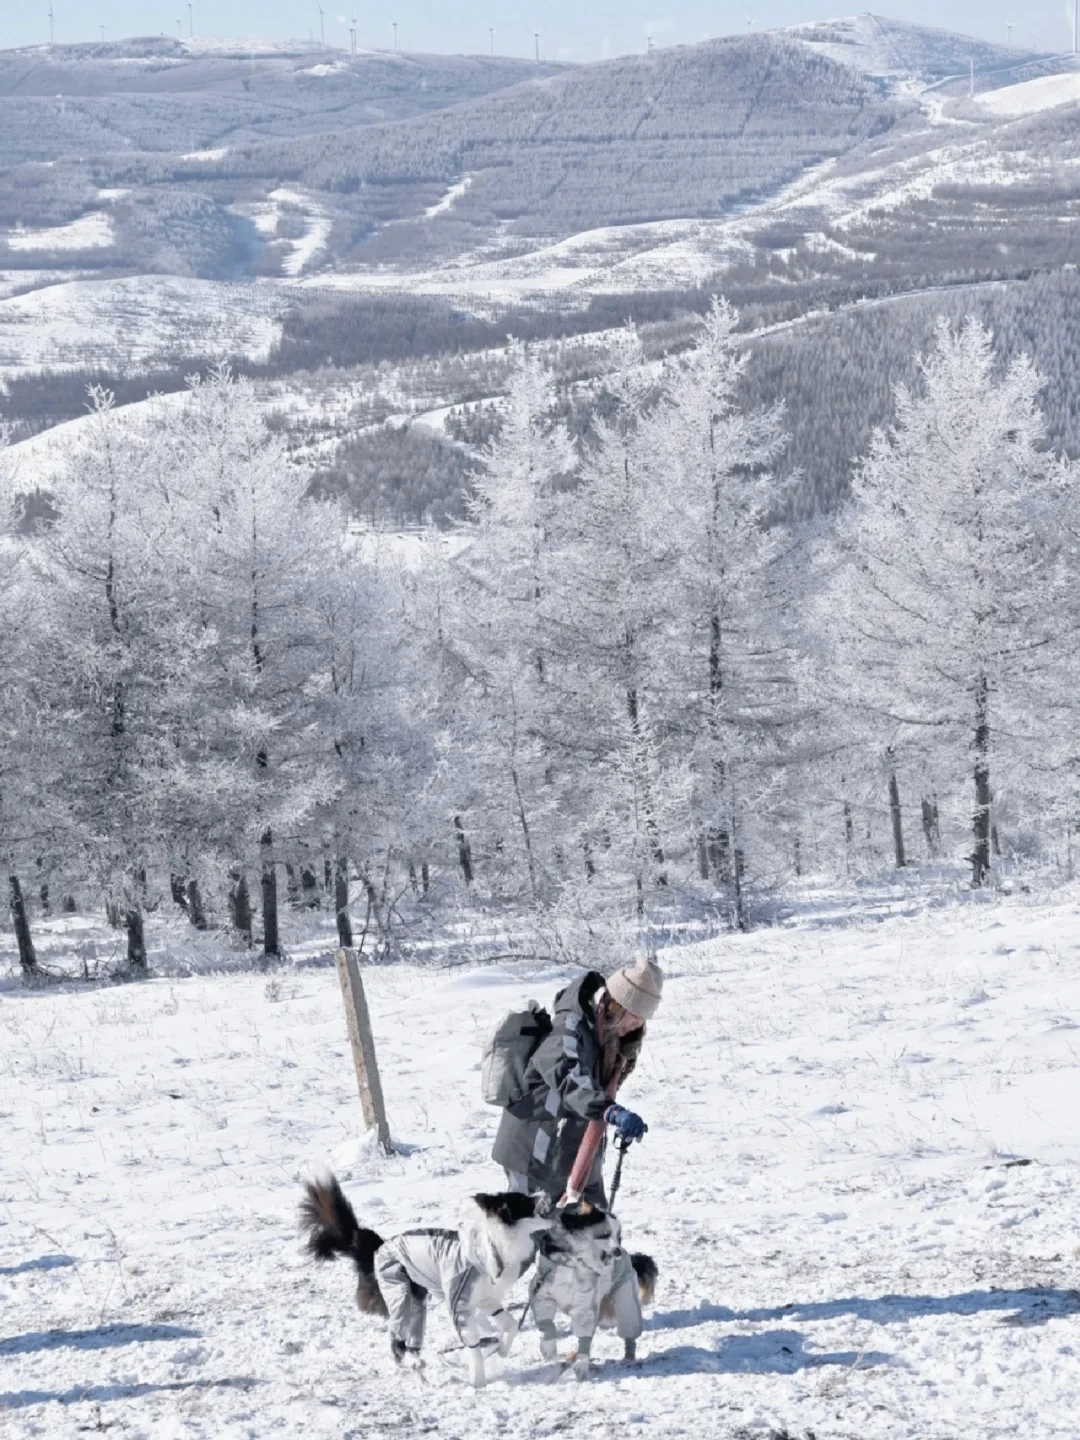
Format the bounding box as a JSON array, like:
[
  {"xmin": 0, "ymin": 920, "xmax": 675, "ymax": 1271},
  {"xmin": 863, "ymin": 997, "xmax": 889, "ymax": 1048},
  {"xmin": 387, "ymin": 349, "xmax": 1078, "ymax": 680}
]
[
  {"xmin": 29, "ymin": 389, "xmax": 202, "ymax": 968},
  {"xmin": 551, "ymin": 326, "xmax": 677, "ymax": 916},
  {"xmin": 160, "ymin": 367, "xmax": 346, "ymax": 955},
  {"xmin": 832, "ymin": 317, "xmax": 1073, "ymax": 885},
  {"xmin": 441, "ymin": 341, "xmax": 576, "ymax": 903},
  {"xmin": 651, "ymin": 299, "xmax": 794, "ymax": 925},
  {"xmin": 0, "ymin": 430, "xmax": 47, "ymax": 978}
]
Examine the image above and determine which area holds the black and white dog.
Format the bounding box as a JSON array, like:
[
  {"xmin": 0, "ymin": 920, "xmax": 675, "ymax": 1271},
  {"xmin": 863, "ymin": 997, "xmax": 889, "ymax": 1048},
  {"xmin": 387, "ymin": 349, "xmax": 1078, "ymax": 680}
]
[
  {"xmin": 300, "ymin": 1175, "xmax": 551, "ymax": 1387},
  {"xmin": 530, "ymin": 1203, "xmax": 658, "ymax": 1378}
]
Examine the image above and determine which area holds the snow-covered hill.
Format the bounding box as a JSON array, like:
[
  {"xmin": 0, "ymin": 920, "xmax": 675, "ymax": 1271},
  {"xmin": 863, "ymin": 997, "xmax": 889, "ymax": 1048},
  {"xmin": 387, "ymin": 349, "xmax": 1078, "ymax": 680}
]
[
  {"xmin": 3, "ymin": 890, "xmax": 1079, "ymax": 1436},
  {"xmin": 787, "ymin": 12, "xmax": 1040, "ymax": 79}
]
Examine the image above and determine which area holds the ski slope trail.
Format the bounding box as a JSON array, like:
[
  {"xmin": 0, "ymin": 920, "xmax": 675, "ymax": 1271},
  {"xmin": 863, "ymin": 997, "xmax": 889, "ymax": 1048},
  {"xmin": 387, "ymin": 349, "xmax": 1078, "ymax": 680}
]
[{"xmin": 3, "ymin": 894, "xmax": 1080, "ymax": 1436}]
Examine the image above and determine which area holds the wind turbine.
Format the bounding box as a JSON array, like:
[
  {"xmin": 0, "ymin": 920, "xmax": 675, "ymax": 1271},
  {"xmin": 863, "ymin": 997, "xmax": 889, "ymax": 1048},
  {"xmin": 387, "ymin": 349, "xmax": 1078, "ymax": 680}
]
[
  {"xmin": 316, "ymin": 3, "xmax": 324, "ymax": 46},
  {"xmin": 489, "ymin": 26, "xmax": 495, "ymax": 55},
  {"xmin": 187, "ymin": 2, "xmax": 193, "ymax": 36},
  {"xmin": 48, "ymin": 2, "xmax": 54, "ymax": 44},
  {"xmin": 392, "ymin": 21, "xmax": 398, "ymax": 52},
  {"xmin": 351, "ymin": 18, "xmax": 358, "ymax": 55},
  {"xmin": 534, "ymin": 30, "xmax": 540, "ymax": 62},
  {"xmin": 1006, "ymin": 21, "xmax": 1014, "ymax": 47},
  {"xmin": 99, "ymin": 22, "xmax": 104, "ymax": 40},
  {"xmin": 1074, "ymin": 0, "xmax": 1078, "ymax": 54}
]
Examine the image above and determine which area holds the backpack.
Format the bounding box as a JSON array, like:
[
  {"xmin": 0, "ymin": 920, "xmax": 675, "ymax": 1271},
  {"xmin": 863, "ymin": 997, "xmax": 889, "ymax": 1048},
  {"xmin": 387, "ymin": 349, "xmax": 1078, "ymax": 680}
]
[{"xmin": 481, "ymin": 1001, "xmax": 552, "ymax": 1107}]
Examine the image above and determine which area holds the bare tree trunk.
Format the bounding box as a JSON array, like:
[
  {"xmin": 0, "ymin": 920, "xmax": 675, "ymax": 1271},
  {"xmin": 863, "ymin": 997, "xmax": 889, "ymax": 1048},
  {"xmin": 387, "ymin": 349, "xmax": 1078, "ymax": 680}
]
[
  {"xmin": 626, "ymin": 683, "xmax": 667, "ymax": 885},
  {"xmin": 453, "ymin": 815, "xmax": 474, "ymax": 886},
  {"xmin": 972, "ymin": 673, "xmax": 992, "ymax": 887},
  {"xmin": 10, "ymin": 874, "xmax": 38, "ymax": 978},
  {"xmin": 731, "ymin": 833, "xmax": 747, "ymax": 932},
  {"xmin": 261, "ymin": 830, "xmax": 280, "ymax": 957},
  {"xmin": 301, "ymin": 866, "xmax": 319, "ymax": 908},
  {"xmin": 887, "ymin": 749, "xmax": 906, "ymax": 869},
  {"xmin": 334, "ymin": 855, "xmax": 353, "ymax": 948},
  {"xmin": 185, "ymin": 879, "xmax": 208, "ymax": 931},
  {"xmin": 285, "ymin": 862, "xmax": 301, "ymax": 908},
  {"xmin": 36, "ymin": 858, "xmax": 50, "ymax": 916},
  {"xmin": 105, "ymin": 899, "xmax": 122, "ymax": 928},
  {"xmin": 170, "ymin": 874, "xmax": 188, "ymax": 909},
  {"xmin": 421, "ymin": 861, "xmax": 429, "ymax": 897},
  {"xmin": 126, "ymin": 908, "xmax": 146, "ymax": 972},
  {"xmin": 229, "ymin": 869, "xmax": 253, "ymax": 943},
  {"xmin": 510, "ymin": 764, "xmax": 538, "ymax": 902}
]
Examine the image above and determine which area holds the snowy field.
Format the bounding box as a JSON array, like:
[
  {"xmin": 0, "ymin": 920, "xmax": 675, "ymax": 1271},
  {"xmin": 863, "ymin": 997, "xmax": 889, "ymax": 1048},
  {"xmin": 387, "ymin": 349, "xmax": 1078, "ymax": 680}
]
[
  {"xmin": 3, "ymin": 893, "xmax": 1080, "ymax": 1437},
  {"xmin": 0, "ymin": 277, "xmax": 285, "ymax": 383},
  {"xmin": 979, "ymin": 73, "xmax": 1080, "ymax": 117}
]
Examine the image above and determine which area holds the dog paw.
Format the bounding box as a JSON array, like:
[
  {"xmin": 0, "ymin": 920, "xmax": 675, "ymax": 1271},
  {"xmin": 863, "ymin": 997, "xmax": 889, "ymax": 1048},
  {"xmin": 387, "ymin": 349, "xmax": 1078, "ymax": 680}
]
[
  {"xmin": 495, "ymin": 1312, "xmax": 519, "ymax": 1357},
  {"xmin": 391, "ymin": 1340, "xmax": 423, "ymax": 1369}
]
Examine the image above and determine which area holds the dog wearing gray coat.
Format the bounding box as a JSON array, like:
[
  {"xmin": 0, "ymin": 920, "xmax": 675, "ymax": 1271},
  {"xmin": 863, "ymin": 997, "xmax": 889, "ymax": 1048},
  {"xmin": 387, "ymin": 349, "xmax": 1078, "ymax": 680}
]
[{"xmin": 300, "ymin": 1175, "xmax": 552, "ymax": 1387}]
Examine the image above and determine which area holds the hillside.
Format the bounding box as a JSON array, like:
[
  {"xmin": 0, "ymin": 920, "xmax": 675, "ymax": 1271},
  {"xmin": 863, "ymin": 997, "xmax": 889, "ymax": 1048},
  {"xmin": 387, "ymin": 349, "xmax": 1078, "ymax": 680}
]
[
  {"xmin": 0, "ymin": 38, "xmax": 564, "ymax": 155},
  {"xmin": 6, "ymin": 13, "xmax": 1080, "ymax": 518}
]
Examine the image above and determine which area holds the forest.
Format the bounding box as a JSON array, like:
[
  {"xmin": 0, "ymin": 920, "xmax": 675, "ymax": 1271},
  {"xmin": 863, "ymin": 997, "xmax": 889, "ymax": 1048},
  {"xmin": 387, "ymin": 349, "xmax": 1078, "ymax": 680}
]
[{"xmin": 3, "ymin": 299, "xmax": 1077, "ymax": 983}]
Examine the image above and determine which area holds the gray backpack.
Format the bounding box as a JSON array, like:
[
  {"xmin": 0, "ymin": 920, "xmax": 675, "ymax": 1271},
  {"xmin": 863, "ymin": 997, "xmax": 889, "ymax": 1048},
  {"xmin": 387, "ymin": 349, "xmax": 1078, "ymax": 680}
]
[{"xmin": 481, "ymin": 1001, "xmax": 552, "ymax": 1107}]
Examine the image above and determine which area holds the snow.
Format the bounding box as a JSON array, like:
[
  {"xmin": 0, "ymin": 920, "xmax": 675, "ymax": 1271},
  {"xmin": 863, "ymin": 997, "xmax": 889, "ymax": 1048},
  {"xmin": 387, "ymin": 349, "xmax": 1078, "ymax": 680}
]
[
  {"xmin": 180, "ymin": 147, "xmax": 229, "ymax": 163},
  {"xmin": 425, "ymin": 176, "xmax": 474, "ymax": 220},
  {"xmin": 979, "ymin": 73, "xmax": 1080, "ymax": 117},
  {"xmin": 4, "ymin": 212, "xmax": 114, "ymax": 253},
  {"xmin": 3, "ymin": 891, "xmax": 1080, "ymax": 1436},
  {"xmin": 0, "ymin": 276, "xmax": 285, "ymax": 384},
  {"xmin": 237, "ymin": 188, "xmax": 331, "ymax": 275}
]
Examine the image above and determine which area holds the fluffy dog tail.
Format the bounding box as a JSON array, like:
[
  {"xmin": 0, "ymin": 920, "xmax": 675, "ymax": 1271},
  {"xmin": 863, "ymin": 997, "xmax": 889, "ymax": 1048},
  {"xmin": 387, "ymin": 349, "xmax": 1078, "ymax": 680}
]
[
  {"xmin": 300, "ymin": 1174, "xmax": 388, "ymax": 1316},
  {"xmin": 630, "ymin": 1252, "xmax": 658, "ymax": 1307},
  {"xmin": 600, "ymin": 1251, "xmax": 658, "ymax": 1325}
]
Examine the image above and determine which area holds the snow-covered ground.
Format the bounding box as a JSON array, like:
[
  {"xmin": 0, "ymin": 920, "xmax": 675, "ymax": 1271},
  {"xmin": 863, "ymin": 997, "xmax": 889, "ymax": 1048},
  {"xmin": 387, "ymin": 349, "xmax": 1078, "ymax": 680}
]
[
  {"xmin": 3, "ymin": 212, "xmax": 114, "ymax": 253},
  {"xmin": 0, "ymin": 276, "xmax": 285, "ymax": 384},
  {"xmin": 3, "ymin": 891, "xmax": 1079, "ymax": 1437},
  {"xmin": 979, "ymin": 72, "xmax": 1080, "ymax": 116}
]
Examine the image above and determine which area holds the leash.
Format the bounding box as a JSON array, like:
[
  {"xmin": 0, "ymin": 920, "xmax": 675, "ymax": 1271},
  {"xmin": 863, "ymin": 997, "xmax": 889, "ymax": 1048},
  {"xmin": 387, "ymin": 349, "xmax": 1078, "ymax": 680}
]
[{"xmin": 607, "ymin": 1134, "xmax": 634, "ymax": 1211}]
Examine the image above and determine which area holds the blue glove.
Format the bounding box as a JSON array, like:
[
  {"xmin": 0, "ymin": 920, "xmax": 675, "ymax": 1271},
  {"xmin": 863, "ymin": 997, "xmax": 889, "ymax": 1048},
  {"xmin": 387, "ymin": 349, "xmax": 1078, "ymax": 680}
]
[{"xmin": 605, "ymin": 1104, "xmax": 647, "ymax": 1142}]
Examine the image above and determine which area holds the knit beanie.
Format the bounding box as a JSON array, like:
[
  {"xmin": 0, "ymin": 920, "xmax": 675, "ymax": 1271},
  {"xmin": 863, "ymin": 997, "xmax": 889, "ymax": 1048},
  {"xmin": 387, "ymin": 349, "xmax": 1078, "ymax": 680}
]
[{"xmin": 606, "ymin": 955, "xmax": 664, "ymax": 1021}]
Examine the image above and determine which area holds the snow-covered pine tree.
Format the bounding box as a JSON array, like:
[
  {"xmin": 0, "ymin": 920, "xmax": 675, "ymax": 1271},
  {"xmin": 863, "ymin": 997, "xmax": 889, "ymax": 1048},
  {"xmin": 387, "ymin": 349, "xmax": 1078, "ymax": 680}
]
[
  {"xmin": 162, "ymin": 367, "xmax": 344, "ymax": 955},
  {"xmin": 440, "ymin": 340, "xmax": 576, "ymax": 904},
  {"xmin": 0, "ymin": 431, "xmax": 46, "ymax": 978},
  {"xmin": 833, "ymin": 317, "xmax": 1072, "ymax": 884},
  {"xmin": 651, "ymin": 298, "xmax": 795, "ymax": 926},
  {"xmin": 550, "ymin": 325, "xmax": 678, "ymax": 918},
  {"xmin": 28, "ymin": 388, "xmax": 202, "ymax": 968}
]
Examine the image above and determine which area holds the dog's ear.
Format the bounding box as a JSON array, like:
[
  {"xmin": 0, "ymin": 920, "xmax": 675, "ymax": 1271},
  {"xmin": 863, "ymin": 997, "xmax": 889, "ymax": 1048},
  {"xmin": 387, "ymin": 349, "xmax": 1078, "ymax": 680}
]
[
  {"xmin": 473, "ymin": 1191, "xmax": 538, "ymax": 1227},
  {"xmin": 559, "ymin": 1205, "xmax": 608, "ymax": 1232}
]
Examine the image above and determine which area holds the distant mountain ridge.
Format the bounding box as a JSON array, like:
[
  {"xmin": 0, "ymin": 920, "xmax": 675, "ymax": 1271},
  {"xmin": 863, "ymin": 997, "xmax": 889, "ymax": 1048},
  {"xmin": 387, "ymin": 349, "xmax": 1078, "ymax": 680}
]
[{"xmin": 787, "ymin": 13, "xmax": 1042, "ymax": 79}]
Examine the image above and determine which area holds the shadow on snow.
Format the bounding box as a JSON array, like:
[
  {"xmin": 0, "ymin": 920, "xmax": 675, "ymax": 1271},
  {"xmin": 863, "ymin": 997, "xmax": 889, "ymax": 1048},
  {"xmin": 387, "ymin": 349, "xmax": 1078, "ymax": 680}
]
[
  {"xmin": 0, "ymin": 1377, "xmax": 259, "ymax": 1412},
  {"xmin": 0, "ymin": 1254, "xmax": 78, "ymax": 1277},
  {"xmin": 650, "ymin": 1286, "xmax": 1080, "ymax": 1333},
  {"xmin": 0, "ymin": 1322, "xmax": 200, "ymax": 1357}
]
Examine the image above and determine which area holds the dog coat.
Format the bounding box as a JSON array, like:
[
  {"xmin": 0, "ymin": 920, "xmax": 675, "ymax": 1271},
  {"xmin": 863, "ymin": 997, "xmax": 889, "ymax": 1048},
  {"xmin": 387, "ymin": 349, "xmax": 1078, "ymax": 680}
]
[
  {"xmin": 530, "ymin": 1234, "xmax": 642, "ymax": 1341},
  {"xmin": 375, "ymin": 1217, "xmax": 518, "ymax": 1351}
]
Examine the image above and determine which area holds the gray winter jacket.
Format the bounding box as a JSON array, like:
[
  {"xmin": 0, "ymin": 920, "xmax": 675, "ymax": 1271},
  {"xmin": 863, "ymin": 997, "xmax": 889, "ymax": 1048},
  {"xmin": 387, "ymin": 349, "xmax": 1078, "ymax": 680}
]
[{"xmin": 492, "ymin": 971, "xmax": 611, "ymax": 1201}]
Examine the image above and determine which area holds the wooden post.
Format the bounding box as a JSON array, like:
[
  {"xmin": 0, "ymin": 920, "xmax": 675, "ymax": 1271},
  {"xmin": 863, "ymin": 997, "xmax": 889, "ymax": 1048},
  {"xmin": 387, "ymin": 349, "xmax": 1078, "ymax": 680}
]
[{"xmin": 334, "ymin": 948, "xmax": 391, "ymax": 1153}]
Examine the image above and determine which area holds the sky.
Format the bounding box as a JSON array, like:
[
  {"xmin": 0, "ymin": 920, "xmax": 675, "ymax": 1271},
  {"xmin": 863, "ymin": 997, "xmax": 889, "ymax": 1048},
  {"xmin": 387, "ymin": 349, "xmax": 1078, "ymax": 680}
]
[{"xmin": 1, "ymin": 1, "xmax": 1077, "ymax": 60}]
